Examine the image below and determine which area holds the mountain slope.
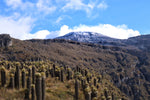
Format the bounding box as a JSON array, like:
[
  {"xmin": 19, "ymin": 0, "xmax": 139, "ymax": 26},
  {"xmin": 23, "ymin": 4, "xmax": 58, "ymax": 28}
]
[
  {"xmin": 0, "ymin": 34, "xmax": 150, "ymax": 100},
  {"xmin": 124, "ymin": 35, "xmax": 150, "ymax": 52}
]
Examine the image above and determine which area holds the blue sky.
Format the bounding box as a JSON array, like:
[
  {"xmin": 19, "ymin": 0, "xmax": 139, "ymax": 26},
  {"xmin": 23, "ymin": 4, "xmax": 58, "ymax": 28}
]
[{"xmin": 0, "ymin": 0, "xmax": 149, "ymax": 40}]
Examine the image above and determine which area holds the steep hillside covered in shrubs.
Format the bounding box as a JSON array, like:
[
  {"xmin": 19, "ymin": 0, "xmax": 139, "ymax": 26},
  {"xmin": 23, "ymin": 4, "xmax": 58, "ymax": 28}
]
[
  {"xmin": 0, "ymin": 34, "xmax": 150, "ymax": 99},
  {"xmin": 0, "ymin": 61, "xmax": 126, "ymax": 100}
]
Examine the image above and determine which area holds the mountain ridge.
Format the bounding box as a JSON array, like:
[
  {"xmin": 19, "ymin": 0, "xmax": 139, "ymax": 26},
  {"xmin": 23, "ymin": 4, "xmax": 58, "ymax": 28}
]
[
  {"xmin": 56, "ymin": 31, "xmax": 120, "ymax": 45},
  {"xmin": 56, "ymin": 31, "xmax": 150, "ymax": 52}
]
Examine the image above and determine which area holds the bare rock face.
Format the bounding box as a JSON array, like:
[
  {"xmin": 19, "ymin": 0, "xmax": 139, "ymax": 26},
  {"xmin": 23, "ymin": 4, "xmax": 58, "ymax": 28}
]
[{"xmin": 0, "ymin": 34, "xmax": 12, "ymax": 48}]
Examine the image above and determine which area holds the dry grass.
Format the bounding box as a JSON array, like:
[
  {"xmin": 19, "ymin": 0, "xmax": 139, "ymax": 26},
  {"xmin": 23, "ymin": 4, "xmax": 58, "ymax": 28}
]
[{"xmin": 0, "ymin": 88, "xmax": 25, "ymax": 100}]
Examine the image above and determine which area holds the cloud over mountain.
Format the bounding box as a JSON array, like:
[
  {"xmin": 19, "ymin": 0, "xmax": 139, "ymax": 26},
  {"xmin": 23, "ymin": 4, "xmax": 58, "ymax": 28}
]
[
  {"xmin": 0, "ymin": 0, "xmax": 141, "ymax": 40},
  {"xmin": 0, "ymin": 16, "xmax": 140, "ymax": 40},
  {"xmin": 47, "ymin": 24, "xmax": 140, "ymax": 39}
]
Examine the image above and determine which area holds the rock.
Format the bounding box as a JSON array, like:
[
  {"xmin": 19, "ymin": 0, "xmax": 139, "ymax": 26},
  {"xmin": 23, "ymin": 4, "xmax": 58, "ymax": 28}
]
[{"xmin": 0, "ymin": 34, "xmax": 12, "ymax": 48}]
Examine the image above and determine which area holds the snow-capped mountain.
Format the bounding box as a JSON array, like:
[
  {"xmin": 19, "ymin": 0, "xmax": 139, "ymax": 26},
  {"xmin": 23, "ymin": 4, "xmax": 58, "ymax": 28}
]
[
  {"xmin": 56, "ymin": 31, "xmax": 124, "ymax": 46},
  {"xmin": 56, "ymin": 31, "xmax": 150, "ymax": 52},
  {"xmin": 57, "ymin": 31, "xmax": 119, "ymax": 44}
]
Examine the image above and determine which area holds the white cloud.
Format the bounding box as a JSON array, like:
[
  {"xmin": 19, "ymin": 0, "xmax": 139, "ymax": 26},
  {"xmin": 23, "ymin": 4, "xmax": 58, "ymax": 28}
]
[
  {"xmin": 36, "ymin": 0, "xmax": 56, "ymax": 15},
  {"xmin": 5, "ymin": 0, "xmax": 34, "ymax": 10},
  {"xmin": 34, "ymin": 30, "xmax": 51, "ymax": 39},
  {"xmin": 25, "ymin": 30, "xmax": 51, "ymax": 39},
  {"xmin": 55, "ymin": 15, "xmax": 72, "ymax": 24},
  {"xmin": 0, "ymin": 16, "xmax": 33, "ymax": 39},
  {"xmin": 62, "ymin": 0, "xmax": 108, "ymax": 14},
  {"xmin": 87, "ymin": 1, "xmax": 96, "ymax": 9},
  {"xmin": 55, "ymin": 16, "xmax": 63, "ymax": 24},
  {"xmin": 0, "ymin": 14, "xmax": 140, "ymax": 40},
  {"xmin": 97, "ymin": 1, "xmax": 108, "ymax": 10},
  {"xmin": 59, "ymin": 25, "xmax": 70, "ymax": 36},
  {"xmin": 0, "ymin": 16, "xmax": 50, "ymax": 40},
  {"xmin": 5, "ymin": 0, "xmax": 22, "ymax": 9},
  {"xmin": 62, "ymin": 0, "xmax": 87, "ymax": 10},
  {"xmin": 56, "ymin": 24, "xmax": 140, "ymax": 39},
  {"xmin": 5, "ymin": 0, "xmax": 56, "ymax": 15},
  {"xmin": 62, "ymin": 0, "xmax": 94, "ymax": 14}
]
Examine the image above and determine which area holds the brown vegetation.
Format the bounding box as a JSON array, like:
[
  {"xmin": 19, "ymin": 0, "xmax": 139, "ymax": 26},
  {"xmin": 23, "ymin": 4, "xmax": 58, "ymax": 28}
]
[
  {"xmin": 0, "ymin": 61, "xmax": 126, "ymax": 100},
  {"xmin": 0, "ymin": 36, "xmax": 150, "ymax": 100}
]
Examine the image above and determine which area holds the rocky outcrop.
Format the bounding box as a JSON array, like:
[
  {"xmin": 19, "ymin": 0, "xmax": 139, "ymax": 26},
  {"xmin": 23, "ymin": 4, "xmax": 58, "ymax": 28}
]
[{"xmin": 0, "ymin": 34, "xmax": 12, "ymax": 48}]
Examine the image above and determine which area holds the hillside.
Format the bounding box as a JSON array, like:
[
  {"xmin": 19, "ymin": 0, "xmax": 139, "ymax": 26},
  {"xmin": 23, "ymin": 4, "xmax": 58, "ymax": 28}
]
[
  {"xmin": 0, "ymin": 34, "xmax": 150, "ymax": 99},
  {"xmin": 0, "ymin": 61, "xmax": 127, "ymax": 100}
]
